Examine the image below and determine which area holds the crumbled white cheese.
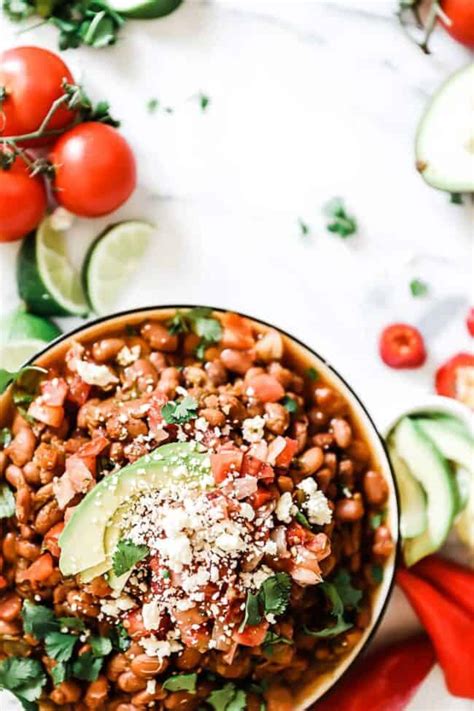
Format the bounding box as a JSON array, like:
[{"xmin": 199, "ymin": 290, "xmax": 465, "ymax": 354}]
[
  {"xmin": 215, "ymin": 532, "xmax": 245, "ymax": 553},
  {"xmin": 263, "ymin": 539, "xmax": 278, "ymax": 556},
  {"xmin": 242, "ymin": 415, "xmax": 266, "ymax": 443},
  {"xmin": 116, "ymin": 344, "xmax": 141, "ymax": 366},
  {"xmin": 298, "ymin": 479, "xmax": 332, "ymax": 525},
  {"xmin": 297, "ymin": 478, "xmax": 318, "ymax": 496},
  {"xmin": 76, "ymin": 359, "xmax": 118, "ymax": 387},
  {"xmin": 275, "ymin": 491, "xmax": 295, "ymax": 523},
  {"xmin": 146, "ymin": 680, "xmax": 157, "ymax": 694},
  {"xmin": 142, "ymin": 600, "xmax": 161, "ymax": 630},
  {"xmin": 156, "ymin": 533, "xmax": 193, "ymax": 571}
]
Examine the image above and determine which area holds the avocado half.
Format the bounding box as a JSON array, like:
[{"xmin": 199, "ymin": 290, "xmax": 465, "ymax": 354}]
[
  {"xmin": 58, "ymin": 442, "xmax": 211, "ymax": 579},
  {"xmin": 415, "ymin": 63, "xmax": 474, "ymax": 193}
]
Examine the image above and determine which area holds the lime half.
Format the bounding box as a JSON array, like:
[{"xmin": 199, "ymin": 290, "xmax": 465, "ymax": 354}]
[
  {"xmin": 17, "ymin": 219, "xmax": 89, "ymax": 317},
  {"xmin": 0, "ymin": 308, "xmax": 61, "ymax": 345},
  {"xmin": 82, "ymin": 221, "xmax": 153, "ymax": 315},
  {"xmin": 107, "ymin": 0, "xmax": 182, "ymax": 19},
  {"xmin": 0, "ymin": 339, "xmax": 48, "ymax": 371}
]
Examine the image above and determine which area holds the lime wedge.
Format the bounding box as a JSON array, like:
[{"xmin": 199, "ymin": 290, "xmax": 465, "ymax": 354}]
[
  {"xmin": 82, "ymin": 221, "xmax": 153, "ymax": 315},
  {"xmin": 0, "ymin": 339, "xmax": 47, "ymax": 371},
  {"xmin": 17, "ymin": 219, "xmax": 89, "ymax": 317},
  {"xmin": 0, "ymin": 308, "xmax": 61, "ymax": 345},
  {"xmin": 106, "ymin": 0, "xmax": 181, "ymax": 19}
]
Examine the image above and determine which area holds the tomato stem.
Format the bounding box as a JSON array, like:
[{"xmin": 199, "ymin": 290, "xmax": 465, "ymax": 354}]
[{"xmin": 0, "ymin": 93, "xmax": 70, "ymax": 145}]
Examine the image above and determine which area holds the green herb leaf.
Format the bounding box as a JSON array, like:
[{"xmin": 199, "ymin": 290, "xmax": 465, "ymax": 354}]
[
  {"xmin": 0, "ymin": 365, "xmax": 46, "ymax": 397},
  {"xmin": 198, "ymin": 93, "xmax": 210, "ymax": 111},
  {"xmin": 110, "ymin": 624, "xmax": 131, "ymax": 652},
  {"xmin": 63, "ymin": 83, "xmax": 120, "ymax": 127},
  {"xmin": 282, "ymin": 395, "xmax": 298, "ymax": 414},
  {"xmin": 51, "ymin": 661, "xmax": 68, "ymax": 686},
  {"xmin": 370, "ymin": 511, "xmax": 384, "ymax": 529},
  {"xmin": 207, "ymin": 683, "xmax": 246, "ymax": 711},
  {"xmin": 112, "ymin": 539, "xmax": 149, "ymax": 577},
  {"xmin": 303, "ymin": 617, "xmax": 352, "ymax": 639},
  {"xmin": 0, "ymin": 427, "xmax": 12, "ymax": 448},
  {"xmin": 90, "ymin": 636, "xmax": 112, "ymax": 657},
  {"xmin": 239, "ymin": 591, "xmax": 261, "ymax": 632},
  {"xmin": 58, "ymin": 617, "xmax": 85, "ymax": 632},
  {"xmin": 162, "ymin": 396, "xmax": 198, "ymax": 425},
  {"xmin": 72, "ymin": 652, "xmax": 103, "ymax": 681},
  {"xmin": 167, "ymin": 308, "xmax": 222, "ymax": 357},
  {"xmin": 371, "ymin": 564, "xmax": 384, "ymax": 583},
  {"xmin": 323, "ymin": 197, "xmax": 357, "ymax": 238},
  {"xmin": 298, "ymin": 218, "xmax": 310, "ymax": 237},
  {"xmin": 450, "ymin": 192, "xmax": 463, "ymax": 205},
  {"xmin": 332, "ymin": 569, "xmax": 363, "ymax": 610},
  {"xmin": 45, "ymin": 631, "xmax": 78, "ymax": 662},
  {"xmin": 0, "ymin": 657, "xmax": 47, "ymax": 706},
  {"xmin": 168, "ymin": 311, "xmax": 190, "ymax": 335},
  {"xmin": 22, "ymin": 600, "xmax": 59, "ymax": 639},
  {"xmin": 262, "ymin": 631, "xmax": 293, "ymax": 654},
  {"xmin": 294, "ymin": 509, "xmax": 312, "ymax": 529},
  {"xmin": 260, "ymin": 573, "xmax": 292, "ymax": 616},
  {"xmin": 303, "ymin": 578, "xmax": 354, "ymax": 638},
  {"xmin": 0, "ymin": 483, "xmax": 15, "ymax": 519},
  {"xmin": 163, "ymin": 672, "xmax": 197, "ymax": 692},
  {"xmin": 409, "ymin": 278, "xmax": 428, "ymax": 297},
  {"xmin": 147, "ymin": 98, "xmax": 159, "ymax": 113},
  {"xmin": 306, "ymin": 367, "xmax": 319, "ymax": 382}
]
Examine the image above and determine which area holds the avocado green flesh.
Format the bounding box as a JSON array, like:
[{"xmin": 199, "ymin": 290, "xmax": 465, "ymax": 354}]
[{"xmin": 59, "ymin": 442, "xmax": 211, "ymax": 577}]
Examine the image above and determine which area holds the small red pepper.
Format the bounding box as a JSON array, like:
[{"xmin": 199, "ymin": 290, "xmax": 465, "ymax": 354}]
[
  {"xmin": 315, "ymin": 635, "xmax": 435, "ymax": 711},
  {"xmin": 467, "ymin": 308, "xmax": 474, "ymax": 337},
  {"xmin": 412, "ymin": 555, "xmax": 474, "ymax": 618},
  {"xmin": 379, "ymin": 323, "xmax": 427, "ymax": 369},
  {"xmin": 435, "ymin": 352, "xmax": 474, "ymax": 406},
  {"xmin": 397, "ymin": 568, "xmax": 474, "ymax": 699}
]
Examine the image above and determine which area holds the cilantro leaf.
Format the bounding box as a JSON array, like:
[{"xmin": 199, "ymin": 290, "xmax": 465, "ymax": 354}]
[
  {"xmin": 198, "ymin": 93, "xmax": 210, "ymax": 111},
  {"xmin": 22, "ymin": 600, "xmax": 59, "ymax": 639},
  {"xmin": 0, "ymin": 427, "xmax": 12, "ymax": 448},
  {"xmin": 303, "ymin": 572, "xmax": 360, "ymax": 638},
  {"xmin": 323, "ymin": 197, "xmax": 357, "ymax": 238},
  {"xmin": 239, "ymin": 592, "xmax": 261, "ymax": 632},
  {"xmin": 450, "ymin": 192, "xmax": 463, "ymax": 205},
  {"xmin": 332, "ymin": 569, "xmax": 363, "ymax": 610},
  {"xmin": 90, "ymin": 635, "xmax": 112, "ymax": 657},
  {"xmin": 162, "ymin": 396, "xmax": 198, "ymax": 425},
  {"xmin": 281, "ymin": 395, "xmax": 298, "ymax": 414},
  {"xmin": 0, "ymin": 483, "xmax": 15, "ymax": 519},
  {"xmin": 294, "ymin": 509, "xmax": 312, "ymax": 529},
  {"xmin": 303, "ymin": 617, "xmax": 352, "ymax": 639},
  {"xmin": 45, "ymin": 631, "xmax": 78, "ymax": 662},
  {"xmin": 58, "ymin": 617, "xmax": 85, "ymax": 632},
  {"xmin": 0, "ymin": 657, "xmax": 47, "ymax": 705},
  {"xmin": 207, "ymin": 683, "xmax": 246, "ymax": 711},
  {"xmin": 262, "ymin": 631, "xmax": 293, "ymax": 654},
  {"xmin": 163, "ymin": 672, "xmax": 197, "ymax": 692},
  {"xmin": 0, "ymin": 365, "xmax": 46, "ymax": 397},
  {"xmin": 260, "ymin": 573, "xmax": 291, "ymax": 616},
  {"xmin": 112, "ymin": 539, "xmax": 149, "ymax": 577},
  {"xmin": 51, "ymin": 661, "xmax": 68, "ymax": 686},
  {"xmin": 298, "ymin": 218, "xmax": 310, "ymax": 237},
  {"xmin": 167, "ymin": 308, "xmax": 222, "ymax": 359},
  {"xmin": 409, "ymin": 278, "xmax": 428, "ymax": 297},
  {"xmin": 110, "ymin": 624, "xmax": 131, "ymax": 652},
  {"xmin": 168, "ymin": 311, "xmax": 190, "ymax": 335},
  {"xmin": 306, "ymin": 367, "xmax": 319, "ymax": 382},
  {"xmin": 370, "ymin": 511, "xmax": 384, "ymax": 529},
  {"xmin": 72, "ymin": 652, "xmax": 103, "ymax": 681}
]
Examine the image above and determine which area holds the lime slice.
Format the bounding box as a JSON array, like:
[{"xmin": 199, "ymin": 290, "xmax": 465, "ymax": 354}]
[
  {"xmin": 107, "ymin": 0, "xmax": 181, "ymax": 19},
  {"xmin": 0, "ymin": 339, "xmax": 47, "ymax": 371},
  {"xmin": 83, "ymin": 221, "xmax": 153, "ymax": 315},
  {"xmin": 17, "ymin": 219, "xmax": 89, "ymax": 317},
  {"xmin": 0, "ymin": 308, "xmax": 61, "ymax": 345}
]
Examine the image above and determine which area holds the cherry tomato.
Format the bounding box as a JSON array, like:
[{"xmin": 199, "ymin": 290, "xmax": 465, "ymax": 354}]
[
  {"xmin": 0, "ymin": 46, "xmax": 75, "ymax": 147},
  {"xmin": 466, "ymin": 308, "xmax": 474, "ymax": 337},
  {"xmin": 0, "ymin": 155, "xmax": 47, "ymax": 242},
  {"xmin": 379, "ymin": 323, "xmax": 427, "ymax": 369},
  {"xmin": 440, "ymin": 0, "xmax": 474, "ymax": 48},
  {"xmin": 233, "ymin": 620, "xmax": 269, "ymax": 647},
  {"xmin": 435, "ymin": 352, "xmax": 474, "ymax": 407},
  {"xmin": 50, "ymin": 123, "xmax": 136, "ymax": 217}
]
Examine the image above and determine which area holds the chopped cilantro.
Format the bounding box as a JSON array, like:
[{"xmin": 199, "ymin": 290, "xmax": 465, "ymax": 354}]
[
  {"xmin": 167, "ymin": 308, "xmax": 222, "ymax": 359},
  {"xmin": 58, "ymin": 617, "xmax": 85, "ymax": 632},
  {"xmin": 371, "ymin": 564, "xmax": 384, "ymax": 583},
  {"xmin": 147, "ymin": 98, "xmax": 159, "ymax": 113},
  {"xmin": 295, "ymin": 509, "xmax": 312, "ymax": 529},
  {"xmin": 409, "ymin": 278, "xmax": 428, "ymax": 297},
  {"xmin": 332, "ymin": 569, "xmax": 363, "ymax": 610},
  {"xmin": 22, "ymin": 600, "xmax": 59, "ymax": 639},
  {"xmin": 0, "ymin": 483, "xmax": 15, "ymax": 519},
  {"xmin": 282, "ymin": 395, "xmax": 298, "ymax": 413},
  {"xmin": 163, "ymin": 672, "xmax": 197, "ymax": 692},
  {"xmin": 303, "ymin": 575, "xmax": 356, "ymax": 638},
  {"xmin": 207, "ymin": 683, "xmax": 246, "ymax": 711},
  {"xmin": 239, "ymin": 591, "xmax": 261, "ymax": 631},
  {"xmin": 168, "ymin": 311, "xmax": 190, "ymax": 335},
  {"xmin": 370, "ymin": 511, "xmax": 385, "ymax": 529},
  {"xmin": 450, "ymin": 192, "xmax": 463, "ymax": 205},
  {"xmin": 51, "ymin": 661, "xmax": 68, "ymax": 686},
  {"xmin": 90, "ymin": 635, "xmax": 112, "ymax": 657},
  {"xmin": 45, "ymin": 631, "xmax": 78, "ymax": 662},
  {"xmin": 112, "ymin": 539, "xmax": 149, "ymax": 577},
  {"xmin": 298, "ymin": 218, "xmax": 311, "ymax": 237},
  {"xmin": 0, "ymin": 656, "xmax": 47, "ymax": 707},
  {"xmin": 162, "ymin": 395, "xmax": 198, "ymax": 425},
  {"xmin": 162, "ymin": 569, "xmax": 171, "ymax": 579},
  {"xmin": 306, "ymin": 367, "xmax": 319, "ymax": 382},
  {"xmin": 262, "ymin": 631, "xmax": 293, "ymax": 654},
  {"xmin": 0, "ymin": 427, "xmax": 11, "ymax": 447},
  {"xmin": 323, "ymin": 197, "xmax": 357, "ymax": 238},
  {"xmin": 198, "ymin": 93, "xmax": 210, "ymax": 111},
  {"xmin": 110, "ymin": 624, "xmax": 131, "ymax": 652},
  {"xmin": 72, "ymin": 652, "xmax": 103, "ymax": 681},
  {"xmin": 0, "ymin": 365, "xmax": 46, "ymax": 397},
  {"xmin": 260, "ymin": 573, "xmax": 291, "ymax": 616}
]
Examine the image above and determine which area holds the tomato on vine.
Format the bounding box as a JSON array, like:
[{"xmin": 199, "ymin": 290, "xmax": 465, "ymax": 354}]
[
  {"xmin": 0, "ymin": 154, "xmax": 47, "ymax": 242},
  {"xmin": 439, "ymin": 0, "xmax": 474, "ymax": 48},
  {"xmin": 0, "ymin": 47, "xmax": 76, "ymax": 147},
  {"xmin": 50, "ymin": 123, "xmax": 136, "ymax": 217}
]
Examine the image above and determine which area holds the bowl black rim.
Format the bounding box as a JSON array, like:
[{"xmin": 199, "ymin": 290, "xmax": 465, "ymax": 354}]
[{"xmin": 22, "ymin": 303, "xmax": 401, "ymax": 707}]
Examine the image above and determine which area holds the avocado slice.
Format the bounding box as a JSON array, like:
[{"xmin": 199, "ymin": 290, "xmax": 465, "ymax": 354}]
[
  {"xmin": 59, "ymin": 442, "xmax": 212, "ymax": 577},
  {"xmin": 388, "ymin": 445, "xmax": 427, "ymax": 540}
]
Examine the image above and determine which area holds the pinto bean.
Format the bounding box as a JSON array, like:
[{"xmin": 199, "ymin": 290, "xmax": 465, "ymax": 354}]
[
  {"xmin": 315, "ymin": 467, "xmax": 333, "ymax": 493},
  {"xmin": 176, "ymin": 647, "xmax": 203, "ymax": 671},
  {"xmin": 132, "ymin": 686, "xmax": 167, "ymax": 705},
  {"xmin": 84, "ymin": 675, "xmax": 109, "ymax": 709},
  {"xmin": 23, "ymin": 461, "xmax": 41, "ymax": 485},
  {"xmin": 297, "ymin": 447, "xmax": 324, "ymax": 476},
  {"xmin": 199, "ymin": 408, "xmax": 226, "ymax": 427},
  {"xmin": 218, "ymin": 394, "xmax": 247, "ymax": 421},
  {"xmin": 33, "ymin": 483, "xmax": 55, "ymax": 511},
  {"xmin": 183, "ymin": 366, "xmax": 207, "ymax": 387},
  {"xmin": 5, "ymin": 464, "xmax": 25, "ymax": 489},
  {"xmin": 335, "ymin": 496, "xmax": 364, "ymax": 522},
  {"xmin": 16, "ymin": 486, "xmax": 32, "ymax": 524},
  {"xmin": 277, "ymin": 475, "xmax": 294, "ymax": 493},
  {"xmin": 363, "ymin": 470, "xmax": 389, "ymax": 505},
  {"xmin": 35, "ymin": 500, "xmax": 62, "ymax": 535},
  {"xmin": 220, "ymin": 349, "xmax": 254, "ymax": 375},
  {"xmin": 50, "ymin": 680, "xmax": 82, "ymax": 705},
  {"xmin": 77, "ymin": 398, "xmax": 102, "ymax": 430},
  {"xmin": 16, "ymin": 540, "xmax": 41, "ymax": 561},
  {"xmin": 267, "ymin": 362, "xmax": 293, "ymax": 389},
  {"xmin": 204, "ymin": 360, "xmax": 227, "ymax": 386},
  {"xmin": 157, "ymin": 367, "xmax": 181, "ymax": 397},
  {"xmin": 92, "ymin": 338, "xmax": 126, "ymax": 363},
  {"xmin": 141, "ymin": 322, "xmax": 178, "ymax": 352},
  {"xmin": 0, "ymin": 593, "xmax": 21, "ymax": 621},
  {"xmin": 117, "ymin": 670, "xmax": 147, "ymax": 693},
  {"xmin": 264, "ymin": 402, "xmax": 289, "ymax": 435},
  {"xmin": 5, "ymin": 427, "xmax": 36, "ymax": 467},
  {"xmin": 312, "ymin": 432, "xmax": 335, "ymax": 449},
  {"xmin": 0, "ymin": 619, "xmax": 21, "ymax": 636},
  {"xmin": 373, "ymin": 525, "xmax": 394, "ymax": 558},
  {"xmin": 331, "ymin": 418, "xmax": 352, "ymax": 448},
  {"xmin": 34, "ymin": 442, "xmax": 61, "ymax": 471},
  {"xmin": 123, "ymin": 359, "xmax": 158, "ymax": 392},
  {"xmin": 255, "ymin": 330, "xmax": 283, "ymax": 362},
  {"xmin": 314, "ymin": 387, "xmax": 347, "ymax": 417},
  {"xmin": 106, "ymin": 653, "xmax": 129, "ymax": 681},
  {"xmin": 265, "ymin": 685, "xmax": 294, "ymax": 711},
  {"xmin": 2, "ymin": 533, "xmax": 17, "ymax": 563},
  {"xmin": 130, "ymin": 654, "xmax": 168, "ymax": 679}
]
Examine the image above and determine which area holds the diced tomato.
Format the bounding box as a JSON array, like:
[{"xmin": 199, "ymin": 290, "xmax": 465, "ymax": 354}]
[
  {"xmin": 288, "ymin": 546, "xmax": 322, "ymax": 586},
  {"xmin": 211, "ymin": 449, "xmax": 244, "ymax": 484},
  {"xmin": 67, "ymin": 375, "xmax": 91, "ymax": 407},
  {"xmin": 249, "ymin": 486, "xmax": 275, "ymax": 509},
  {"xmin": 0, "ymin": 576, "xmax": 7, "ymax": 590},
  {"xmin": 246, "ymin": 373, "xmax": 285, "ymax": 403},
  {"xmin": 241, "ymin": 454, "xmax": 274, "ymax": 481},
  {"xmin": 41, "ymin": 378, "xmax": 68, "ymax": 406},
  {"xmin": 44, "ymin": 522, "xmax": 65, "ymax": 558},
  {"xmin": 221, "ymin": 312, "xmax": 255, "ymax": 350},
  {"xmin": 286, "ymin": 522, "xmax": 310, "ymax": 546},
  {"xmin": 274, "ymin": 437, "xmax": 298, "ymax": 468},
  {"xmin": 27, "ymin": 400, "xmax": 64, "ymax": 428},
  {"xmin": 53, "ymin": 457, "xmax": 94, "ymax": 509},
  {"xmin": 75, "ymin": 435, "xmax": 109, "ymax": 475},
  {"xmin": 305, "ymin": 532, "xmax": 331, "ymax": 561},
  {"xmin": 123, "ymin": 609, "xmax": 148, "ymax": 639},
  {"xmin": 467, "ymin": 308, "xmax": 474, "ymax": 337},
  {"xmin": 19, "ymin": 553, "xmax": 54, "ymax": 583},
  {"xmin": 379, "ymin": 323, "xmax": 426, "ymax": 369},
  {"xmin": 435, "ymin": 352, "xmax": 474, "ymax": 407},
  {"xmin": 233, "ymin": 620, "xmax": 269, "ymax": 647}
]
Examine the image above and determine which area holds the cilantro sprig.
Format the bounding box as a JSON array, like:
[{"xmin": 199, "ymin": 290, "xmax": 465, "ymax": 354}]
[
  {"xmin": 112, "ymin": 539, "xmax": 149, "ymax": 577},
  {"xmin": 323, "ymin": 197, "xmax": 357, "ymax": 238},
  {"xmin": 0, "ymin": 483, "xmax": 15, "ymax": 519},
  {"xmin": 162, "ymin": 395, "xmax": 198, "ymax": 425},
  {"xmin": 239, "ymin": 573, "xmax": 291, "ymax": 631},
  {"xmin": 0, "ymin": 657, "xmax": 47, "ymax": 709},
  {"xmin": 409, "ymin": 278, "xmax": 428, "ymax": 297},
  {"xmin": 163, "ymin": 672, "xmax": 197, "ymax": 692},
  {"xmin": 207, "ymin": 683, "xmax": 247, "ymax": 711},
  {"xmin": 167, "ymin": 307, "xmax": 222, "ymax": 360},
  {"xmin": 262, "ymin": 631, "xmax": 293, "ymax": 655},
  {"xmin": 303, "ymin": 569, "xmax": 362, "ymax": 638}
]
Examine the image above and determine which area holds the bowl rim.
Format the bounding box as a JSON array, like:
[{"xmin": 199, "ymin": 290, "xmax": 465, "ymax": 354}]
[{"xmin": 7, "ymin": 303, "xmax": 401, "ymax": 708}]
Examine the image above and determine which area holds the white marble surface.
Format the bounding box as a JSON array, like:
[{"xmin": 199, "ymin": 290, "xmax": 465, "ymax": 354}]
[{"xmin": 0, "ymin": 1, "xmax": 472, "ymax": 709}]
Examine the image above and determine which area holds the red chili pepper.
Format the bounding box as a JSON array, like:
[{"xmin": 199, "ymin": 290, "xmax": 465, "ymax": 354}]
[
  {"xmin": 397, "ymin": 568, "xmax": 474, "ymax": 699},
  {"xmin": 412, "ymin": 555, "xmax": 474, "ymax": 618},
  {"xmin": 379, "ymin": 323, "xmax": 427, "ymax": 369},
  {"xmin": 435, "ymin": 352, "xmax": 474, "ymax": 404},
  {"xmin": 467, "ymin": 308, "xmax": 474, "ymax": 337},
  {"xmin": 315, "ymin": 635, "xmax": 435, "ymax": 711}
]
